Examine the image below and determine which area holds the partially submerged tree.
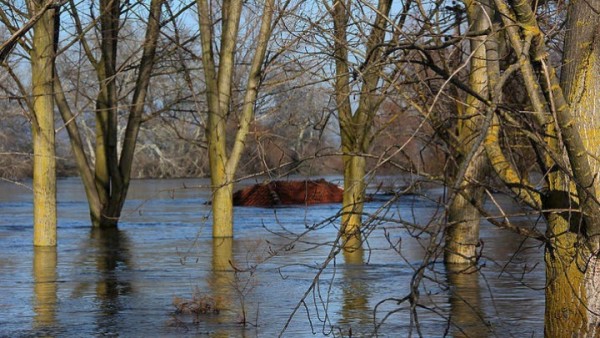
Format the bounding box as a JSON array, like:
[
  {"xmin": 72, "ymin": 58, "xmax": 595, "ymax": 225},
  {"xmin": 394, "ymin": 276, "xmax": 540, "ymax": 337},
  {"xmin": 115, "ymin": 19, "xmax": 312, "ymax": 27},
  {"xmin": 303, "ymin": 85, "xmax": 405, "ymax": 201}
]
[
  {"xmin": 196, "ymin": 0, "xmax": 276, "ymax": 237},
  {"xmin": 452, "ymin": 0, "xmax": 600, "ymax": 334},
  {"xmin": 54, "ymin": 0, "xmax": 165, "ymax": 227},
  {"xmin": 329, "ymin": 0, "xmax": 393, "ymax": 249},
  {"xmin": 542, "ymin": 0, "xmax": 600, "ymax": 333},
  {"xmin": 0, "ymin": 0, "xmax": 60, "ymax": 246},
  {"xmin": 443, "ymin": 0, "xmax": 492, "ymax": 265},
  {"xmin": 30, "ymin": 0, "xmax": 59, "ymax": 246}
]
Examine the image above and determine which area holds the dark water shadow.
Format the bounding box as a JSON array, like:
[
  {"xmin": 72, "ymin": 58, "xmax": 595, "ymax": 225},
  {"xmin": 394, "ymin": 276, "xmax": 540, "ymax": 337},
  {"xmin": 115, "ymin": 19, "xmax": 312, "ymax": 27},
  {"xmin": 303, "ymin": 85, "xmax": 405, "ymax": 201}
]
[
  {"xmin": 33, "ymin": 246, "xmax": 58, "ymax": 332},
  {"xmin": 71, "ymin": 227, "xmax": 133, "ymax": 333},
  {"xmin": 446, "ymin": 264, "xmax": 491, "ymax": 337},
  {"xmin": 91, "ymin": 227, "xmax": 133, "ymax": 304}
]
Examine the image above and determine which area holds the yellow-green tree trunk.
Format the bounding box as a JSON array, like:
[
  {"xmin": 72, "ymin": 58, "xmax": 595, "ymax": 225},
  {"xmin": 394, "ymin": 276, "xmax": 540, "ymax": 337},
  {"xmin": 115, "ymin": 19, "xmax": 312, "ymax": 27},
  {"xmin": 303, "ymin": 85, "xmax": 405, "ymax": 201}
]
[
  {"xmin": 444, "ymin": 0, "xmax": 489, "ymax": 264},
  {"xmin": 544, "ymin": 212, "xmax": 589, "ymax": 335},
  {"xmin": 544, "ymin": 0, "xmax": 600, "ymax": 334},
  {"xmin": 30, "ymin": 2, "xmax": 57, "ymax": 246},
  {"xmin": 330, "ymin": 0, "xmax": 392, "ymax": 249},
  {"xmin": 197, "ymin": 0, "xmax": 275, "ymax": 237},
  {"xmin": 341, "ymin": 153, "xmax": 366, "ymax": 250},
  {"xmin": 211, "ymin": 171, "xmax": 234, "ymax": 238}
]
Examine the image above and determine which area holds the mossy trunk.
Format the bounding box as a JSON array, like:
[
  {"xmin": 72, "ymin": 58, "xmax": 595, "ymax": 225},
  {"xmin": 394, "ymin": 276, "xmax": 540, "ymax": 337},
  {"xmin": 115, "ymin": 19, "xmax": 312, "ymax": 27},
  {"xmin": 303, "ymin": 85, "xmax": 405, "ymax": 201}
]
[
  {"xmin": 445, "ymin": 0, "xmax": 488, "ymax": 264},
  {"xmin": 31, "ymin": 2, "xmax": 57, "ymax": 246},
  {"xmin": 211, "ymin": 175, "xmax": 234, "ymax": 238},
  {"xmin": 544, "ymin": 213, "xmax": 590, "ymax": 335},
  {"xmin": 341, "ymin": 154, "xmax": 366, "ymax": 250},
  {"xmin": 544, "ymin": 0, "xmax": 600, "ymax": 334}
]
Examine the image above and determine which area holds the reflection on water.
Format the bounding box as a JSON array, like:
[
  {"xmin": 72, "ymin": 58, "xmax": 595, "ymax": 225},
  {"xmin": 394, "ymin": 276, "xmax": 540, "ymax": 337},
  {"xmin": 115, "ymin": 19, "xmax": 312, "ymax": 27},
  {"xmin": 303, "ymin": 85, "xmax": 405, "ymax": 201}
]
[
  {"xmin": 33, "ymin": 246, "xmax": 57, "ymax": 329},
  {"xmin": 70, "ymin": 228, "xmax": 133, "ymax": 334},
  {"xmin": 446, "ymin": 264, "xmax": 490, "ymax": 337},
  {"xmin": 0, "ymin": 177, "xmax": 546, "ymax": 337},
  {"xmin": 339, "ymin": 245, "xmax": 372, "ymax": 336},
  {"xmin": 91, "ymin": 228, "xmax": 132, "ymax": 324}
]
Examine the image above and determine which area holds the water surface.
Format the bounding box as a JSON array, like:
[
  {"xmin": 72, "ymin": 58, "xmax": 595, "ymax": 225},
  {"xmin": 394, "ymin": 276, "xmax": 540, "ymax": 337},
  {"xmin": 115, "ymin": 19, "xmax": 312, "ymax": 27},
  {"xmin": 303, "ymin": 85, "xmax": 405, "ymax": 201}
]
[{"xmin": 0, "ymin": 177, "xmax": 545, "ymax": 337}]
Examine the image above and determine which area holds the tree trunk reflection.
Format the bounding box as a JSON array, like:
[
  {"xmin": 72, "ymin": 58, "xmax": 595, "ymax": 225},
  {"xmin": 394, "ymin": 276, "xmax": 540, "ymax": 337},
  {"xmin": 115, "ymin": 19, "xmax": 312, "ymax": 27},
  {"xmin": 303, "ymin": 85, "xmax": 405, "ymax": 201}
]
[
  {"xmin": 340, "ymin": 243, "xmax": 371, "ymax": 335},
  {"xmin": 33, "ymin": 246, "xmax": 57, "ymax": 329},
  {"xmin": 446, "ymin": 264, "xmax": 490, "ymax": 337}
]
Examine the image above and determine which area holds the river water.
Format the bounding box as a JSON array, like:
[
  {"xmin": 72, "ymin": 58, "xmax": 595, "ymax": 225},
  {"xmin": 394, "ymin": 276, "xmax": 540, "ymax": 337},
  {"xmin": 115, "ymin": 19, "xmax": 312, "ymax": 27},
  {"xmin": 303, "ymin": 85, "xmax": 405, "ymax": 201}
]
[{"xmin": 0, "ymin": 177, "xmax": 545, "ymax": 337}]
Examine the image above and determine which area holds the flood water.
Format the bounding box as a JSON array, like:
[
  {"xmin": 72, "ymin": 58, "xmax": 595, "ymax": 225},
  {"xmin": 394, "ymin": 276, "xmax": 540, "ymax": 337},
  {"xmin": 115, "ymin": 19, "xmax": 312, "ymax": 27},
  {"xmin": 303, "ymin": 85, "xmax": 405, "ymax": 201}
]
[{"xmin": 0, "ymin": 177, "xmax": 545, "ymax": 337}]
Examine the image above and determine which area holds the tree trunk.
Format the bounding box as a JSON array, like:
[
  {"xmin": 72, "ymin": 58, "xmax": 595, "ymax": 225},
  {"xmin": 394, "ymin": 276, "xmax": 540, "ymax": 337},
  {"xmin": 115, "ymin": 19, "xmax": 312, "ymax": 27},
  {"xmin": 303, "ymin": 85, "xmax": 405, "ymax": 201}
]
[
  {"xmin": 211, "ymin": 173, "xmax": 234, "ymax": 238},
  {"xmin": 197, "ymin": 0, "xmax": 275, "ymax": 237},
  {"xmin": 330, "ymin": 0, "xmax": 392, "ymax": 249},
  {"xmin": 211, "ymin": 237, "xmax": 234, "ymax": 313},
  {"xmin": 544, "ymin": 0, "xmax": 600, "ymax": 334},
  {"xmin": 444, "ymin": 0, "xmax": 489, "ymax": 264},
  {"xmin": 30, "ymin": 1, "xmax": 58, "ymax": 246},
  {"xmin": 445, "ymin": 153, "xmax": 487, "ymax": 264},
  {"xmin": 559, "ymin": 0, "xmax": 600, "ymax": 237},
  {"xmin": 54, "ymin": 0, "xmax": 163, "ymax": 229},
  {"xmin": 544, "ymin": 212, "xmax": 590, "ymax": 335},
  {"xmin": 341, "ymin": 153, "xmax": 366, "ymax": 249}
]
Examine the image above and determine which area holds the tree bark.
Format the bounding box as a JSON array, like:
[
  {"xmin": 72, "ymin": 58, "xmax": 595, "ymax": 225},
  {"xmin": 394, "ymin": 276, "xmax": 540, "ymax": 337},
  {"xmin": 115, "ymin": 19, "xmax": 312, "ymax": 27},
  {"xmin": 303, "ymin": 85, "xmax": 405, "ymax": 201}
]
[
  {"xmin": 197, "ymin": 0, "xmax": 276, "ymax": 237},
  {"xmin": 544, "ymin": 0, "xmax": 600, "ymax": 334},
  {"xmin": 341, "ymin": 154, "xmax": 366, "ymax": 250},
  {"xmin": 30, "ymin": 0, "xmax": 58, "ymax": 246},
  {"xmin": 330, "ymin": 0, "xmax": 392, "ymax": 249},
  {"xmin": 444, "ymin": 0, "xmax": 489, "ymax": 264}
]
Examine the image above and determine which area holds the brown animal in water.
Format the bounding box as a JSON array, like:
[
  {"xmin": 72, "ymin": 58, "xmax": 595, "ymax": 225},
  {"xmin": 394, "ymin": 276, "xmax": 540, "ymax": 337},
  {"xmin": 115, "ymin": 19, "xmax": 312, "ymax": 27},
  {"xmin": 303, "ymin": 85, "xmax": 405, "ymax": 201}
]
[{"xmin": 232, "ymin": 179, "xmax": 344, "ymax": 207}]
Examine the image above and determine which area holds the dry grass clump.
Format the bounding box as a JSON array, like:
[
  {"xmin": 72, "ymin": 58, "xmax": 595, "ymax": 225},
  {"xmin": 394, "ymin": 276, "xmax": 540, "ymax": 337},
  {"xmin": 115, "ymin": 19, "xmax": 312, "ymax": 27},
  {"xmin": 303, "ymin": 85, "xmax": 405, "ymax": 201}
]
[{"xmin": 172, "ymin": 288, "xmax": 221, "ymax": 316}]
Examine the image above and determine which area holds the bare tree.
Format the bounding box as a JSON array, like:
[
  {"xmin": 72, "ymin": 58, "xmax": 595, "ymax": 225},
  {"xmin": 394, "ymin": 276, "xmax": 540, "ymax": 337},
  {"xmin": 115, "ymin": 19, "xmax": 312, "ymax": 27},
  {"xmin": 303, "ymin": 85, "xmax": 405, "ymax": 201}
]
[
  {"xmin": 196, "ymin": 0, "xmax": 277, "ymax": 237},
  {"xmin": 329, "ymin": 0, "xmax": 393, "ymax": 249},
  {"xmin": 54, "ymin": 0, "xmax": 165, "ymax": 227}
]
